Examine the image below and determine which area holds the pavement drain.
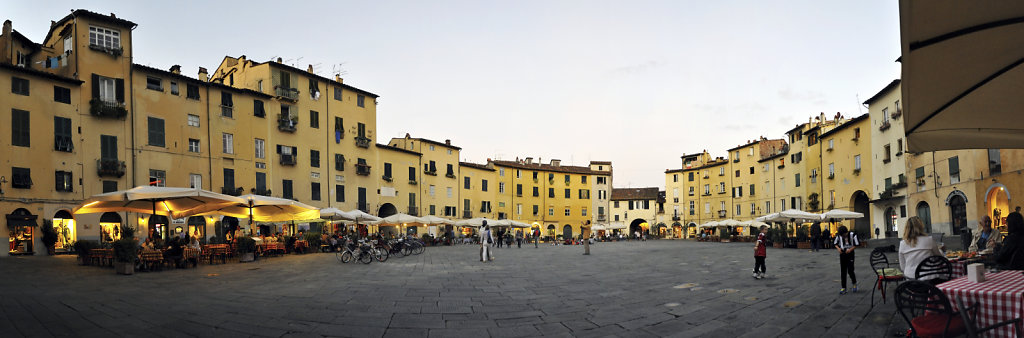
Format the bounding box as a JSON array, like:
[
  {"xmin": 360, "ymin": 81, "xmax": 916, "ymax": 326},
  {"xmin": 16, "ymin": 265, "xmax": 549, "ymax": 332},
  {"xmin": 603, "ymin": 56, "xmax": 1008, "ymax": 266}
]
[
  {"xmin": 782, "ymin": 301, "xmax": 801, "ymax": 308},
  {"xmin": 664, "ymin": 303, "xmax": 681, "ymax": 307},
  {"xmin": 674, "ymin": 283, "xmax": 699, "ymax": 289},
  {"xmin": 717, "ymin": 289, "xmax": 740, "ymax": 294}
]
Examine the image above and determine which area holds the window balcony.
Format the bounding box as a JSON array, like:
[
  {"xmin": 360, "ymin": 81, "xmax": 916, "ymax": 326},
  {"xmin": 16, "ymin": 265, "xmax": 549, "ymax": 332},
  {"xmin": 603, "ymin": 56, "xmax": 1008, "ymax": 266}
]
[
  {"xmin": 221, "ymin": 186, "xmax": 243, "ymax": 196},
  {"xmin": 382, "ymin": 175, "xmax": 392, "ymax": 182},
  {"xmin": 355, "ymin": 136, "xmax": 371, "ymax": 149},
  {"xmin": 88, "ymin": 44, "xmax": 122, "ymax": 57},
  {"xmin": 55, "ymin": 136, "xmax": 74, "ymax": 152},
  {"xmin": 252, "ymin": 188, "xmax": 272, "ymax": 196},
  {"xmin": 355, "ymin": 163, "xmax": 371, "ymax": 176},
  {"xmin": 717, "ymin": 210, "xmax": 727, "ymax": 218},
  {"xmin": 879, "ymin": 120, "xmax": 891, "ymax": 131},
  {"xmin": 853, "ymin": 168, "xmax": 861, "ymax": 175},
  {"xmin": 891, "ymin": 108, "xmax": 902, "ymax": 119},
  {"xmin": 277, "ymin": 114, "xmax": 297, "ymax": 132},
  {"xmin": 446, "ymin": 172, "xmax": 456, "ymax": 179},
  {"xmin": 827, "ymin": 173, "xmax": 835, "ymax": 179},
  {"xmin": 463, "ymin": 211, "xmax": 472, "ymax": 219},
  {"xmin": 97, "ymin": 158, "xmax": 126, "ymax": 177},
  {"xmin": 280, "ymin": 154, "xmax": 297, "ymax": 166},
  {"xmin": 672, "ymin": 216, "xmax": 681, "ymax": 221},
  {"xmin": 409, "ymin": 179, "xmax": 418, "ymax": 185},
  {"xmin": 597, "ymin": 214, "xmax": 606, "ymax": 221},
  {"xmin": 408, "ymin": 207, "xmax": 419, "ymax": 216},
  {"xmin": 89, "ymin": 99, "xmax": 127, "ymax": 119},
  {"xmin": 275, "ymin": 86, "xmax": 299, "ymax": 101}
]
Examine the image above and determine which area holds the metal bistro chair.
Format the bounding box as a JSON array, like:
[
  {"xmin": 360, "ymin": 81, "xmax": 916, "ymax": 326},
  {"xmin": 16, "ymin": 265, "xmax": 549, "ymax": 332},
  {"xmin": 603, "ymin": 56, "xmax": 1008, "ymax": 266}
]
[
  {"xmin": 895, "ymin": 280, "xmax": 966, "ymax": 338},
  {"xmin": 915, "ymin": 255, "xmax": 953, "ymax": 285},
  {"xmin": 870, "ymin": 248, "xmax": 905, "ymax": 307},
  {"xmin": 955, "ymin": 296, "xmax": 1023, "ymax": 338}
]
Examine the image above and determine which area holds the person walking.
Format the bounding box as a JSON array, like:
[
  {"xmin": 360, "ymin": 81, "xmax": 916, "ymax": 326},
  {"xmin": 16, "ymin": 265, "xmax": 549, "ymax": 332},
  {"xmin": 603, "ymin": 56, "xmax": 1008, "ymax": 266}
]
[
  {"xmin": 533, "ymin": 228, "xmax": 540, "ymax": 248},
  {"xmin": 810, "ymin": 222, "xmax": 822, "ymax": 252},
  {"xmin": 480, "ymin": 222, "xmax": 494, "ymax": 262},
  {"xmin": 516, "ymin": 230, "xmax": 523, "ymax": 248},
  {"xmin": 834, "ymin": 225, "xmax": 859, "ymax": 295},
  {"xmin": 495, "ymin": 229, "xmax": 503, "ymax": 248},
  {"xmin": 753, "ymin": 225, "xmax": 768, "ymax": 279}
]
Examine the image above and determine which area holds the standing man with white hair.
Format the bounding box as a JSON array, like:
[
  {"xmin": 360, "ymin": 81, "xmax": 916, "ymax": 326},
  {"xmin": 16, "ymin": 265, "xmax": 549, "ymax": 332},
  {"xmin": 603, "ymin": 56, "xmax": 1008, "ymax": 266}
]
[{"xmin": 480, "ymin": 221, "xmax": 494, "ymax": 262}]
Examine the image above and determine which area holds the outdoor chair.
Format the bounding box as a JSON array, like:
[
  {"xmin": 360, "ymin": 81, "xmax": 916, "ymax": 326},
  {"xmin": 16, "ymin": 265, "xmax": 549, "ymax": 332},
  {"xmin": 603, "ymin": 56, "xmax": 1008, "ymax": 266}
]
[
  {"xmin": 895, "ymin": 280, "xmax": 965, "ymax": 338},
  {"xmin": 955, "ymin": 296, "xmax": 1023, "ymax": 337},
  {"xmin": 915, "ymin": 255, "xmax": 952, "ymax": 285},
  {"xmin": 870, "ymin": 248, "xmax": 905, "ymax": 307}
]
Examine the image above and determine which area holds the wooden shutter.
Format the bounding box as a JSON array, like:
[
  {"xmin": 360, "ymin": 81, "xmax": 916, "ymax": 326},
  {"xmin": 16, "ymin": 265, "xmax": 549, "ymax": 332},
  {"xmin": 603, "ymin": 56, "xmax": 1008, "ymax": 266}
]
[
  {"xmin": 91, "ymin": 74, "xmax": 100, "ymax": 99},
  {"xmin": 115, "ymin": 78, "xmax": 124, "ymax": 103}
]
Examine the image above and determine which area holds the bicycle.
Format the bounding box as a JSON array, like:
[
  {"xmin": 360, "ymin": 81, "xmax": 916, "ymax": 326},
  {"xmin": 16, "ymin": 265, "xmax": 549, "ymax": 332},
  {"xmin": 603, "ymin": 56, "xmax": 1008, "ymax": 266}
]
[{"xmin": 337, "ymin": 239, "xmax": 373, "ymax": 264}]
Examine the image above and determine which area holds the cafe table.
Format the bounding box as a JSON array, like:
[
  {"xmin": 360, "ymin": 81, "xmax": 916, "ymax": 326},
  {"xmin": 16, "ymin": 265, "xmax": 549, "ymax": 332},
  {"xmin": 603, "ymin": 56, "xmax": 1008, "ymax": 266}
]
[
  {"xmin": 937, "ymin": 270, "xmax": 1024, "ymax": 337},
  {"xmin": 949, "ymin": 256, "xmax": 987, "ymax": 278}
]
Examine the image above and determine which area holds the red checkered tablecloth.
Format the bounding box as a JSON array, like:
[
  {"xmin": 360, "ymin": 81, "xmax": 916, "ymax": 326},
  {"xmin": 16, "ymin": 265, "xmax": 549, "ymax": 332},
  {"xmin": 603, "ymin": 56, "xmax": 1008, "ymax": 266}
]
[
  {"xmin": 950, "ymin": 257, "xmax": 985, "ymax": 278},
  {"xmin": 938, "ymin": 270, "xmax": 1024, "ymax": 337}
]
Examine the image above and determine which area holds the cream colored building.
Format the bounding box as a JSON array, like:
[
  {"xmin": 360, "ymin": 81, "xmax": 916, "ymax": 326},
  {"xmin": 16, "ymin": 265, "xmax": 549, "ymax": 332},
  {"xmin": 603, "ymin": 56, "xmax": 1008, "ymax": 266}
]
[
  {"xmin": 610, "ymin": 188, "xmax": 659, "ymax": 237},
  {"xmin": 866, "ymin": 80, "xmax": 909, "ymax": 238}
]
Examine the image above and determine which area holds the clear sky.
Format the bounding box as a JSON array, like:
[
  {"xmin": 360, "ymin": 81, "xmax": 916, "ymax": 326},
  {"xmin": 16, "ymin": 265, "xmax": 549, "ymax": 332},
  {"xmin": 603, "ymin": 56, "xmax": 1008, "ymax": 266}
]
[{"xmin": 6, "ymin": 1, "xmax": 901, "ymax": 189}]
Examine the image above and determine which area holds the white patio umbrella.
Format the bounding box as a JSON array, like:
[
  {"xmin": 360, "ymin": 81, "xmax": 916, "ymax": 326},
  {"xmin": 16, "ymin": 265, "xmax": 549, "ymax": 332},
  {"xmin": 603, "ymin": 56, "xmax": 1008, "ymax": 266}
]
[
  {"xmin": 778, "ymin": 209, "xmax": 822, "ymax": 222},
  {"xmin": 73, "ymin": 186, "xmax": 246, "ymax": 219},
  {"xmin": 755, "ymin": 213, "xmax": 783, "ymax": 223},
  {"xmin": 510, "ymin": 220, "xmax": 531, "ymax": 228},
  {"xmin": 319, "ymin": 207, "xmax": 349, "ymax": 220},
  {"xmin": 345, "ymin": 209, "xmax": 382, "ymax": 223},
  {"xmin": 718, "ymin": 219, "xmax": 742, "ymax": 227},
  {"xmin": 454, "ymin": 217, "xmax": 498, "ymax": 228},
  {"xmin": 194, "ymin": 194, "xmax": 319, "ymax": 223},
  {"xmin": 376, "ymin": 213, "xmax": 425, "ymax": 225},
  {"xmin": 900, "ymin": 1, "xmax": 1024, "ymax": 151},
  {"xmin": 820, "ymin": 209, "xmax": 865, "ymax": 221},
  {"xmin": 419, "ymin": 215, "xmax": 454, "ymax": 225}
]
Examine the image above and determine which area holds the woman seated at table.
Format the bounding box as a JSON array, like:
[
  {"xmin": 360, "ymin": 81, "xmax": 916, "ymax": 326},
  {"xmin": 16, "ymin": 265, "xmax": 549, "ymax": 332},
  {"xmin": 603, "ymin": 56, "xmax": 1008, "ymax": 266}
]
[
  {"xmin": 995, "ymin": 212, "xmax": 1024, "ymax": 270},
  {"xmin": 140, "ymin": 237, "xmax": 155, "ymax": 251},
  {"xmin": 969, "ymin": 215, "xmax": 1003, "ymax": 253},
  {"xmin": 899, "ymin": 216, "xmax": 944, "ymax": 282}
]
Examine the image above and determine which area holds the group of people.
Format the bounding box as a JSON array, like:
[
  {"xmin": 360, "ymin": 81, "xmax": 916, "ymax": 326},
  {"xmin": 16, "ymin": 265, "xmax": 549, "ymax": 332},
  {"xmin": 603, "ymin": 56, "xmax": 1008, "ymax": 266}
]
[{"xmin": 751, "ymin": 212, "xmax": 1024, "ymax": 294}]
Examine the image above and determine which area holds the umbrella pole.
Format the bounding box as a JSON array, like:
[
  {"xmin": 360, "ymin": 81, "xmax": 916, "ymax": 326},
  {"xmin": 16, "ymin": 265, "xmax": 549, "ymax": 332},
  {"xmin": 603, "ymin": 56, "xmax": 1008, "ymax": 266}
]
[{"xmin": 249, "ymin": 200, "xmax": 254, "ymax": 236}]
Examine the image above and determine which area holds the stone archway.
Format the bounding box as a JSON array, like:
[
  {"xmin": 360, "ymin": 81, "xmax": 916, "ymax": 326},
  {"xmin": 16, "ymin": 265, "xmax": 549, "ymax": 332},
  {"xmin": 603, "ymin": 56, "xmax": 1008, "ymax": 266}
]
[
  {"xmin": 884, "ymin": 207, "xmax": 897, "ymax": 238},
  {"xmin": 52, "ymin": 210, "xmax": 75, "ymax": 252},
  {"xmin": 99, "ymin": 212, "xmax": 122, "ymax": 243},
  {"xmin": 7, "ymin": 208, "xmax": 38, "ymax": 255},
  {"xmin": 562, "ymin": 224, "xmax": 573, "ymax": 239},
  {"xmin": 948, "ymin": 193, "xmax": 968, "ymax": 236},
  {"xmin": 546, "ymin": 224, "xmax": 556, "ymax": 237},
  {"xmin": 629, "ymin": 218, "xmax": 647, "ymax": 237},
  {"xmin": 985, "ymin": 183, "xmax": 1011, "ymax": 229},
  {"xmin": 377, "ymin": 203, "xmax": 398, "ymax": 218},
  {"xmin": 850, "ymin": 191, "xmax": 870, "ymax": 237}
]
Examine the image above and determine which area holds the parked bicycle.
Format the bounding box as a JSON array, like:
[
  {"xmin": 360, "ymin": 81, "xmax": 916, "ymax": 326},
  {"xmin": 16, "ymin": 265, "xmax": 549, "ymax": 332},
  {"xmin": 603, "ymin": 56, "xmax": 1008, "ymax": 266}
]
[{"xmin": 336, "ymin": 238, "xmax": 373, "ymax": 264}]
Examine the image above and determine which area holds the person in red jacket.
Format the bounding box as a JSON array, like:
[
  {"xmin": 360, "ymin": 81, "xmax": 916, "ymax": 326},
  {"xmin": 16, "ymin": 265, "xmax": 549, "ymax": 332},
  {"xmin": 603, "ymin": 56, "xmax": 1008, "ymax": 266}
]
[{"xmin": 753, "ymin": 225, "xmax": 768, "ymax": 279}]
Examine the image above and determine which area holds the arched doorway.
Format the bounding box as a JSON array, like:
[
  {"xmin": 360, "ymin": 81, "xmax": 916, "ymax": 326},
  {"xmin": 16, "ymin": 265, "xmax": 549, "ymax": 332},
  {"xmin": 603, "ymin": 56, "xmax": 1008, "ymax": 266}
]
[
  {"xmin": 377, "ymin": 203, "xmax": 397, "ymax": 218},
  {"xmin": 562, "ymin": 224, "xmax": 573, "ymax": 239},
  {"xmin": 629, "ymin": 218, "xmax": 648, "ymax": 238},
  {"xmin": 187, "ymin": 216, "xmax": 206, "ymax": 240},
  {"xmin": 687, "ymin": 222, "xmax": 698, "ymax": 237},
  {"xmin": 672, "ymin": 222, "xmax": 682, "ymax": 239},
  {"xmin": 148, "ymin": 215, "xmax": 170, "ymax": 241},
  {"xmin": 654, "ymin": 223, "xmax": 667, "ymax": 238},
  {"xmin": 985, "ymin": 184, "xmax": 1011, "ymax": 231},
  {"xmin": 851, "ymin": 191, "xmax": 870, "ymax": 237},
  {"xmin": 53, "ymin": 210, "xmax": 76, "ymax": 252},
  {"xmin": 7, "ymin": 208, "xmax": 38, "ymax": 255},
  {"xmin": 99, "ymin": 212, "xmax": 122, "ymax": 243},
  {"xmin": 948, "ymin": 193, "xmax": 968, "ymax": 235},
  {"xmin": 221, "ymin": 216, "xmax": 239, "ymax": 240},
  {"xmin": 916, "ymin": 202, "xmax": 932, "ymax": 233},
  {"xmin": 884, "ymin": 207, "xmax": 897, "ymax": 238},
  {"xmin": 546, "ymin": 224, "xmax": 555, "ymax": 237}
]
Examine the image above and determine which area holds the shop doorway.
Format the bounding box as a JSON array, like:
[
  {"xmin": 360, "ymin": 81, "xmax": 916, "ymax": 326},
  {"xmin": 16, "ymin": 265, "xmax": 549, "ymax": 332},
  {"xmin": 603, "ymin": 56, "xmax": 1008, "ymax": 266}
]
[
  {"xmin": 562, "ymin": 224, "xmax": 573, "ymax": 239},
  {"xmin": 222, "ymin": 216, "xmax": 239, "ymax": 240},
  {"xmin": 546, "ymin": 224, "xmax": 555, "ymax": 237},
  {"xmin": 672, "ymin": 222, "xmax": 682, "ymax": 238},
  {"xmin": 99, "ymin": 212, "xmax": 122, "ymax": 243},
  {"xmin": 148, "ymin": 215, "xmax": 169, "ymax": 241},
  {"xmin": 52, "ymin": 210, "xmax": 76, "ymax": 252},
  {"xmin": 851, "ymin": 191, "xmax": 870, "ymax": 237},
  {"xmin": 917, "ymin": 202, "xmax": 933, "ymax": 233},
  {"xmin": 948, "ymin": 194, "xmax": 968, "ymax": 235},
  {"xmin": 187, "ymin": 216, "xmax": 206, "ymax": 241},
  {"xmin": 985, "ymin": 184, "xmax": 1011, "ymax": 232},
  {"xmin": 7, "ymin": 208, "xmax": 37, "ymax": 255},
  {"xmin": 885, "ymin": 207, "xmax": 898, "ymax": 238}
]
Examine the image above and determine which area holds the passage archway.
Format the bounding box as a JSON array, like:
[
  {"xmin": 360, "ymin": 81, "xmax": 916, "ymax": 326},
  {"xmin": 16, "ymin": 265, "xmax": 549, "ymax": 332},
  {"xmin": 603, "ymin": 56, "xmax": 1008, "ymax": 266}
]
[
  {"xmin": 884, "ymin": 207, "xmax": 897, "ymax": 238},
  {"xmin": 562, "ymin": 225, "xmax": 573, "ymax": 239},
  {"xmin": 916, "ymin": 202, "xmax": 932, "ymax": 233},
  {"xmin": 948, "ymin": 193, "xmax": 968, "ymax": 235},
  {"xmin": 851, "ymin": 191, "xmax": 870, "ymax": 237},
  {"xmin": 985, "ymin": 183, "xmax": 1011, "ymax": 230},
  {"xmin": 7, "ymin": 208, "xmax": 38, "ymax": 255},
  {"xmin": 378, "ymin": 203, "xmax": 397, "ymax": 218},
  {"xmin": 629, "ymin": 218, "xmax": 648, "ymax": 237},
  {"xmin": 546, "ymin": 224, "xmax": 555, "ymax": 237}
]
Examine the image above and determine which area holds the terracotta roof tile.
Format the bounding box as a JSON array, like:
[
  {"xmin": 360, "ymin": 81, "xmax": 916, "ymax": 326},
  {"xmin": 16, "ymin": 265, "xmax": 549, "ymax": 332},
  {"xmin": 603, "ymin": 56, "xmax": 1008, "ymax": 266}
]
[{"xmin": 611, "ymin": 187, "xmax": 659, "ymax": 201}]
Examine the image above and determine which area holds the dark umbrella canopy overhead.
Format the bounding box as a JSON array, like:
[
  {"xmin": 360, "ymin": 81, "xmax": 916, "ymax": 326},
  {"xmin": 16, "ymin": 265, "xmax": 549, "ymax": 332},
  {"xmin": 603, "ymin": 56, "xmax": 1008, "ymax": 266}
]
[{"xmin": 900, "ymin": 0, "xmax": 1024, "ymax": 152}]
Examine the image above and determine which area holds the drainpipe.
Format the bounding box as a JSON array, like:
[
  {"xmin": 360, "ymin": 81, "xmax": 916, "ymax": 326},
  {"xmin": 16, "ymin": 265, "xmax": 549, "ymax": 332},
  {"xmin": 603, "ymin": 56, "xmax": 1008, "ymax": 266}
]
[{"xmin": 128, "ymin": 24, "xmax": 138, "ymax": 229}]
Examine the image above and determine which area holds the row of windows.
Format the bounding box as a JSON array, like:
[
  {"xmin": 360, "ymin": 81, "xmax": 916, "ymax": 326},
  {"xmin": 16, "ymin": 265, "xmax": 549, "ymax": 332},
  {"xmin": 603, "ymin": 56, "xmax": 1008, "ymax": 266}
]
[{"xmin": 11, "ymin": 76, "xmax": 73, "ymax": 104}]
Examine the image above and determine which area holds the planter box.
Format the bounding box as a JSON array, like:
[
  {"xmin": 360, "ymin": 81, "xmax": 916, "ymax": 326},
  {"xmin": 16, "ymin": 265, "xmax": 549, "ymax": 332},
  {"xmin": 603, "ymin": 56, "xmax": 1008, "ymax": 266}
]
[
  {"xmin": 773, "ymin": 243, "xmax": 784, "ymax": 248},
  {"xmin": 797, "ymin": 241, "xmax": 811, "ymax": 249},
  {"xmin": 114, "ymin": 261, "xmax": 134, "ymax": 275},
  {"xmin": 239, "ymin": 252, "xmax": 255, "ymax": 262}
]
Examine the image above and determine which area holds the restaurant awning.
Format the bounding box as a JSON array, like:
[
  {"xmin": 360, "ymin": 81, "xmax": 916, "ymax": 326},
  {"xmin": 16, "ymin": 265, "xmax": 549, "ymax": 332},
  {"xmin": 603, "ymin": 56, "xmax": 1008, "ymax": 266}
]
[{"xmin": 900, "ymin": 1, "xmax": 1024, "ymax": 152}]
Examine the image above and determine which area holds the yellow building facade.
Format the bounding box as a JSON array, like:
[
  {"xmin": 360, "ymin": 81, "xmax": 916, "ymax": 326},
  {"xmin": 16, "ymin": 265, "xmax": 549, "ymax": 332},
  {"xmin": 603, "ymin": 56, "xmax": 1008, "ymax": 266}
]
[{"xmin": 820, "ymin": 114, "xmax": 873, "ymax": 235}]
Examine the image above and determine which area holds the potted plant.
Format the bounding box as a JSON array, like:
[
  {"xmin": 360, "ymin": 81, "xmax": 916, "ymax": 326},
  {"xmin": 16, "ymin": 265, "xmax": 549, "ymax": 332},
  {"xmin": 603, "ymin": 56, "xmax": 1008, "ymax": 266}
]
[
  {"xmin": 73, "ymin": 240, "xmax": 99, "ymax": 265},
  {"xmin": 769, "ymin": 227, "xmax": 786, "ymax": 248},
  {"xmin": 796, "ymin": 225, "xmax": 812, "ymax": 249},
  {"xmin": 41, "ymin": 220, "xmax": 59, "ymax": 255},
  {"xmin": 111, "ymin": 225, "xmax": 137, "ymax": 275},
  {"xmin": 236, "ymin": 236, "xmax": 257, "ymax": 262}
]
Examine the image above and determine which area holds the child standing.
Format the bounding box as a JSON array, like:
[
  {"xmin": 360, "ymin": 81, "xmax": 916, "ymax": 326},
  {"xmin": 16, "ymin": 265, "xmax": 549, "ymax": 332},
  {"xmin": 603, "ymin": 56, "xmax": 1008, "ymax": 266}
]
[
  {"xmin": 834, "ymin": 225, "xmax": 859, "ymax": 294},
  {"xmin": 753, "ymin": 225, "xmax": 767, "ymax": 279}
]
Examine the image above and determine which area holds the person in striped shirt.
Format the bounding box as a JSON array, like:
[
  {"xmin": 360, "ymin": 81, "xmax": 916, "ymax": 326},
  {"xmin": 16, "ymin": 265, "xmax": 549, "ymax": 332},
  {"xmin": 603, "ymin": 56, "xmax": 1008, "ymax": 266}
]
[{"xmin": 834, "ymin": 225, "xmax": 859, "ymax": 295}]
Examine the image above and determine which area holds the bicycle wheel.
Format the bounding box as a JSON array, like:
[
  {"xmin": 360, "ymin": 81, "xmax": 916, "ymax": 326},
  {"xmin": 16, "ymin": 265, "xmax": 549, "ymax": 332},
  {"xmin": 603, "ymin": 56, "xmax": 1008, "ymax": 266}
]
[
  {"xmin": 402, "ymin": 245, "xmax": 413, "ymax": 256},
  {"xmin": 336, "ymin": 250, "xmax": 344, "ymax": 262},
  {"xmin": 374, "ymin": 247, "xmax": 389, "ymax": 262},
  {"xmin": 340, "ymin": 251, "xmax": 353, "ymax": 263},
  {"xmin": 359, "ymin": 251, "xmax": 373, "ymax": 264},
  {"xmin": 414, "ymin": 243, "xmax": 425, "ymax": 255}
]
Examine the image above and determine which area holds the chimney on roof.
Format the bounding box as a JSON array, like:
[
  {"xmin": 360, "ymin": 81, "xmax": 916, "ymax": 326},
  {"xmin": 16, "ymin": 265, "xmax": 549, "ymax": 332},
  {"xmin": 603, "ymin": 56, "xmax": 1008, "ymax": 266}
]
[
  {"xmin": 551, "ymin": 159, "xmax": 560, "ymax": 167},
  {"xmin": 198, "ymin": 67, "xmax": 208, "ymax": 82},
  {"xmin": 335, "ymin": 74, "xmax": 343, "ymax": 84},
  {"xmin": 110, "ymin": 13, "xmax": 116, "ymax": 19},
  {"xmin": 50, "ymin": 20, "xmax": 55, "ymax": 28},
  {"xmin": 307, "ymin": 64, "xmax": 314, "ymax": 73},
  {"xmin": 405, "ymin": 133, "xmax": 411, "ymax": 138},
  {"xmin": 445, "ymin": 139, "xmax": 451, "ymax": 145},
  {"xmin": 276, "ymin": 57, "xmax": 283, "ymax": 63},
  {"xmin": 2, "ymin": 20, "xmax": 11, "ymax": 37},
  {"xmin": 525, "ymin": 157, "xmax": 533, "ymax": 164},
  {"xmin": 169, "ymin": 65, "xmax": 181, "ymax": 74},
  {"xmin": 238, "ymin": 55, "xmax": 247, "ymax": 68}
]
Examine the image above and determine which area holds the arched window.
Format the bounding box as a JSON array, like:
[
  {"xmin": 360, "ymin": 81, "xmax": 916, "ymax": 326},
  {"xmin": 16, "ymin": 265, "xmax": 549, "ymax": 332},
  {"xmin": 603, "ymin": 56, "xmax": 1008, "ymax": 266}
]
[
  {"xmin": 949, "ymin": 195, "xmax": 967, "ymax": 235},
  {"xmin": 884, "ymin": 207, "xmax": 897, "ymax": 238},
  {"xmin": 562, "ymin": 225, "xmax": 573, "ymax": 239},
  {"xmin": 917, "ymin": 202, "xmax": 932, "ymax": 233}
]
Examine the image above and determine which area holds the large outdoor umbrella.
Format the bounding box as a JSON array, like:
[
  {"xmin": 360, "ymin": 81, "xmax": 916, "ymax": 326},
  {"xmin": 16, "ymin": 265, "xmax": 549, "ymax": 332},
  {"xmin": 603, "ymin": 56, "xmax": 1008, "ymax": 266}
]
[
  {"xmin": 345, "ymin": 209, "xmax": 382, "ymax": 223},
  {"xmin": 900, "ymin": 1, "xmax": 1024, "ymax": 151},
  {"xmin": 319, "ymin": 207, "xmax": 349, "ymax": 220},
  {"xmin": 820, "ymin": 209, "xmax": 865, "ymax": 221},
  {"xmin": 754, "ymin": 213, "xmax": 782, "ymax": 223},
  {"xmin": 193, "ymin": 194, "xmax": 319, "ymax": 236},
  {"xmin": 778, "ymin": 209, "xmax": 822, "ymax": 222},
  {"xmin": 454, "ymin": 217, "xmax": 498, "ymax": 228},
  {"xmin": 419, "ymin": 215, "xmax": 454, "ymax": 225},
  {"xmin": 73, "ymin": 186, "xmax": 246, "ymax": 219}
]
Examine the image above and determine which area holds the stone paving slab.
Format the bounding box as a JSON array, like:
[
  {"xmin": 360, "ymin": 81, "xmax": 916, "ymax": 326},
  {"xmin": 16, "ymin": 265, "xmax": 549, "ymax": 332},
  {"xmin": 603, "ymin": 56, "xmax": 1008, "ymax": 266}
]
[{"xmin": 0, "ymin": 240, "xmax": 907, "ymax": 337}]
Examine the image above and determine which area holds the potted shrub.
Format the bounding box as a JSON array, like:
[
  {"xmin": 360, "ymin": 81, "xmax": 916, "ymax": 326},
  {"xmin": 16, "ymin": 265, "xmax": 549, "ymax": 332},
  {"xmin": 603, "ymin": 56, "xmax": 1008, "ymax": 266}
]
[
  {"xmin": 304, "ymin": 233, "xmax": 323, "ymax": 251},
  {"xmin": 41, "ymin": 220, "xmax": 59, "ymax": 255},
  {"xmin": 422, "ymin": 233, "xmax": 432, "ymax": 246},
  {"xmin": 796, "ymin": 225, "xmax": 811, "ymax": 249},
  {"xmin": 111, "ymin": 225, "xmax": 137, "ymax": 275},
  {"xmin": 769, "ymin": 227, "xmax": 786, "ymax": 248},
  {"xmin": 236, "ymin": 236, "xmax": 256, "ymax": 262},
  {"xmin": 73, "ymin": 240, "xmax": 99, "ymax": 265}
]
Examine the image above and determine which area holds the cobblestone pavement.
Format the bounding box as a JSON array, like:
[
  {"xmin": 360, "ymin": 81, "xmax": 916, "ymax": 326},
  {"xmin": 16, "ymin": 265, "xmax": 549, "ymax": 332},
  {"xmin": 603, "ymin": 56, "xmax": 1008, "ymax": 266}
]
[{"xmin": 0, "ymin": 240, "xmax": 907, "ymax": 337}]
